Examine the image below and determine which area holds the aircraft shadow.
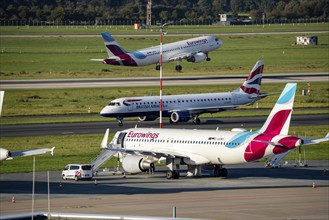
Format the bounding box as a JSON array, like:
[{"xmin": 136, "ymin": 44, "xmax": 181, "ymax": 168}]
[{"xmin": 1, "ymin": 165, "xmax": 328, "ymax": 196}]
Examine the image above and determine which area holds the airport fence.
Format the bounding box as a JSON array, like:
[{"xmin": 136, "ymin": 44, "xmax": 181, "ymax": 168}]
[{"xmin": 0, "ymin": 18, "xmax": 328, "ymax": 26}]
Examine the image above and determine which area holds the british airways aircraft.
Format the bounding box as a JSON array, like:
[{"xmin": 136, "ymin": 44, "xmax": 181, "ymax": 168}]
[
  {"xmin": 105, "ymin": 83, "xmax": 328, "ymax": 179},
  {"xmin": 92, "ymin": 32, "xmax": 222, "ymax": 71},
  {"xmin": 101, "ymin": 60, "xmax": 267, "ymax": 126}
]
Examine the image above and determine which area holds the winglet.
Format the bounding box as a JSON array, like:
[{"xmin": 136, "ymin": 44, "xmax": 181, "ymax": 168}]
[
  {"xmin": 50, "ymin": 147, "xmax": 55, "ymax": 156},
  {"xmin": 100, "ymin": 129, "xmax": 110, "ymax": 149},
  {"xmin": 325, "ymin": 133, "xmax": 329, "ymax": 139}
]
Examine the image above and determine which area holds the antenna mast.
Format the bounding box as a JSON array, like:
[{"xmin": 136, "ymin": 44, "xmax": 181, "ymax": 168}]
[{"xmin": 147, "ymin": 0, "xmax": 152, "ymax": 28}]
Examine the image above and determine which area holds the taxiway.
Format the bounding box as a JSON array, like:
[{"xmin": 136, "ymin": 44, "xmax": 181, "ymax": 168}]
[{"xmin": 1, "ymin": 161, "xmax": 328, "ymax": 219}]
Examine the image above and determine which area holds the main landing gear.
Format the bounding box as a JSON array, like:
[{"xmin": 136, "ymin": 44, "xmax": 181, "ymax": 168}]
[
  {"xmin": 155, "ymin": 63, "xmax": 182, "ymax": 71},
  {"xmin": 175, "ymin": 59, "xmax": 182, "ymax": 71},
  {"xmin": 192, "ymin": 115, "xmax": 201, "ymax": 124},
  {"xmin": 213, "ymin": 164, "xmax": 228, "ymax": 177},
  {"xmin": 166, "ymin": 158, "xmax": 180, "ymax": 179}
]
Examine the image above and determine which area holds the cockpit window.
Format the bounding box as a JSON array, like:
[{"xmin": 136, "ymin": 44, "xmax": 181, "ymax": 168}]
[{"xmin": 108, "ymin": 102, "xmax": 120, "ymax": 106}]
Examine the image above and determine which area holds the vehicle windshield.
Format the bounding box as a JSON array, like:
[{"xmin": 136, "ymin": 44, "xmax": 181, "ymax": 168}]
[{"xmin": 82, "ymin": 165, "xmax": 92, "ymax": 170}]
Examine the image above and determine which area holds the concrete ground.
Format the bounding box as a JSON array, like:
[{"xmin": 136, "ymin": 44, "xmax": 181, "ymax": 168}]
[{"xmin": 1, "ymin": 161, "xmax": 328, "ymax": 220}]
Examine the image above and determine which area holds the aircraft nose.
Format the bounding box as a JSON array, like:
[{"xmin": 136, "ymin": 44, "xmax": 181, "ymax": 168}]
[
  {"xmin": 100, "ymin": 106, "xmax": 110, "ymax": 116},
  {"xmin": 218, "ymin": 39, "xmax": 223, "ymax": 47}
]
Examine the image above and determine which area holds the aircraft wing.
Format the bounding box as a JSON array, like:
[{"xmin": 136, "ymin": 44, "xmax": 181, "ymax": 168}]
[
  {"xmin": 168, "ymin": 52, "xmax": 196, "ymax": 62},
  {"xmin": 109, "ymin": 146, "xmax": 210, "ymax": 165},
  {"xmin": 11, "ymin": 147, "xmax": 55, "ymax": 158},
  {"xmin": 168, "ymin": 104, "xmax": 248, "ymax": 114}
]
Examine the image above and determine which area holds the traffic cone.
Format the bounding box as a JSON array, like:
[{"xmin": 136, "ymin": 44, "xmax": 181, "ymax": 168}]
[
  {"xmin": 11, "ymin": 196, "xmax": 15, "ymax": 203},
  {"xmin": 123, "ymin": 172, "xmax": 126, "ymax": 178},
  {"xmin": 312, "ymin": 182, "xmax": 316, "ymax": 188},
  {"xmin": 94, "ymin": 179, "xmax": 97, "ymax": 185}
]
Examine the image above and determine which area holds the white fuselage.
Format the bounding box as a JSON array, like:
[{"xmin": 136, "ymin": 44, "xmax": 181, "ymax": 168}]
[
  {"xmin": 130, "ymin": 36, "xmax": 221, "ymax": 66},
  {"xmin": 111, "ymin": 128, "xmax": 292, "ymax": 165},
  {"xmin": 100, "ymin": 91, "xmax": 258, "ymax": 119}
]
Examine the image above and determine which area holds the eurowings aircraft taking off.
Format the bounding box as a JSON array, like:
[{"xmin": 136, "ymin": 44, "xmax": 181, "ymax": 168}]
[
  {"xmin": 0, "ymin": 91, "xmax": 55, "ymax": 162},
  {"xmin": 92, "ymin": 32, "xmax": 222, "ymax": 71},
  {"xmin": 106, "ymin": 83, "xmax": 328, "ymax": 179},
  {"xmin": 101, "ymin": 60, "xmax": 267, "ymax": 126}
]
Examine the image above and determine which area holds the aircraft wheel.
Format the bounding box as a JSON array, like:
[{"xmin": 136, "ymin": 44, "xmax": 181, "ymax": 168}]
[
  {"xmin": 166, "ymin": 171, "xmax": 173, "ymax": 179},
  {"xmin": 221, "ymin": 168, "xmax": 228, "ymax": 177},
  {"xmin": 194, "ymin": 118, "xmax": 201, "ymax": 124},
  {"xmin": 166, "ymin": 171, "xmax": 180, "ymax": 179},
  {"xmin": 175, "ymin": 65, "xmax": 182, "ymax": 71},
  {"xmin": 214, "ymin": 169, "xmax": 220, "ymax": 177},
  {"xmin": 173, "ymin": 171, "xmax": 180, "ymax": 179},
  {"xmin": 206, "ymin": 57, "xmax": 211, "ymax": 61}
]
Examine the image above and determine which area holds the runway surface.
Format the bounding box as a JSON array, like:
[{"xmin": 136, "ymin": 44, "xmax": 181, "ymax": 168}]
[
  {"xmin": 1, "ymin": 161, "xmax": 328, "ymax": 219},
  {"xmin": 1, "ymin": 114, "xmax": 328, "ymax": 137},
  {"xmin": 0, "ymin": 73, "xmax": 328, "ymax": 89}
]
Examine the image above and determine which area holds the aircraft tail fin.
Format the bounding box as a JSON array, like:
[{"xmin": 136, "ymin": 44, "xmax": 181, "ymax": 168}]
[
  {"xmin": 101, "ymin": 32, "xmax": 128, "ymax": 57},
  {"xmin": 258, "ymin": 83, "xmax": 297, "ymax": 136},
  {"xmin": 239, "ymin": 60, "xmax": 264, "ymax": 95}
]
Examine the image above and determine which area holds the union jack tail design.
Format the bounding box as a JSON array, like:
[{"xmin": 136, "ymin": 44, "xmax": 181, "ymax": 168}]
[
  {"xmin": 258, "ymin": 83, "xmax": 297, "ymax": 136},
  {"xmin": 239, "ymin": 60, "xmax": 264, "ymax": 95}
]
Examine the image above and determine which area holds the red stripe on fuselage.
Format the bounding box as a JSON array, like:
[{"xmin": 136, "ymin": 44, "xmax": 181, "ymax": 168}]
[{"xmin": 244, "ymin": 133, "xmax": 275, "ymax": 162}]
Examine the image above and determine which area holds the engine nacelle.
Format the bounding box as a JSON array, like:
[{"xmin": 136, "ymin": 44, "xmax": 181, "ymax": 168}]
[
  {"xmin": 170, "ymin": 111, "xmax": 191, "ymax": 123},
  {"xmin": 122, "ymin": 155, "xmax": 154, "ymax": 174},
  {"xmin": 138, "ymin": 115, "xmax": 158, "ymax": 122},
  {"xmin": 0, "ymin": 148, "xmax": 12, "ymax": 161},
  {"xmin": 187, "ymin": 52, "xmax": 207, "ymax": 63}
]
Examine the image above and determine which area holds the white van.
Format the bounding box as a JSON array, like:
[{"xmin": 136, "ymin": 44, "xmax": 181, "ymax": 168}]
[{"xmin": 62, "ymin": 164, "xmax": 93, "ymax": 181}]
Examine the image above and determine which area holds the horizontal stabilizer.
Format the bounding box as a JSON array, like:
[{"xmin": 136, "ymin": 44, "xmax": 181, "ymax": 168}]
[{"xmin": 90, "ymin": 59, "xmax": 104, "ymax": 62}]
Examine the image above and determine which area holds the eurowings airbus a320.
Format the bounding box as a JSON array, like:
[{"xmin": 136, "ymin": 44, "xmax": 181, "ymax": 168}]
[
  {"xmin": 104, "ymin": 83, "xmax": 328, "ymax": 179},
  {"xmin": 100, "ymin": 60, "xmax": 268, "ymax": 126},
  {"xmin": 92, "ymin": 32, "xmax": 222, "ymax": 71}
]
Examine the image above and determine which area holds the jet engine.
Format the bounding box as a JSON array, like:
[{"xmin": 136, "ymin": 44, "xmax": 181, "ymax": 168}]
[
  {"xmin": 122, "ymin": 155, "xmax": 154, "ymax": 174},
  {"xmin": 187, "ymin": 52, "xmax": 207, "ymax": 63},
  {"xmin": 0, "ymin": 148, "xmax": 11, "ymax": 161},
  {"xmin": 170, "ymin": 111, "xmax": 191, "ymax": 123},
  {"xmin": 138, "ymin": 115, "xmax": 158, "ymax": 122}
]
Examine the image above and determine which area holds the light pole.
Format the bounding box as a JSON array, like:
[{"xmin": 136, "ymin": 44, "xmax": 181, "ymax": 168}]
[{"xmin": 159, "ymin": 23, "xmax": 169, "ymax": 128}]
